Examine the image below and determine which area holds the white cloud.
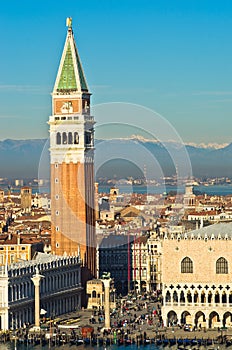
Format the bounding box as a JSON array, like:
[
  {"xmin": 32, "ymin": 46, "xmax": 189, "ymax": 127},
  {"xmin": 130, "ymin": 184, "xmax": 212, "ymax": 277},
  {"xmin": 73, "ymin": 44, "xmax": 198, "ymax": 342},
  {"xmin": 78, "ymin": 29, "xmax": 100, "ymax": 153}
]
[
  {"xmin": 192, "ymin": 91, "xmax": 232, "ymax": 96},
  {"xmin": 0, "ymin": 84, "xmax": 49, "ymax": 94}
]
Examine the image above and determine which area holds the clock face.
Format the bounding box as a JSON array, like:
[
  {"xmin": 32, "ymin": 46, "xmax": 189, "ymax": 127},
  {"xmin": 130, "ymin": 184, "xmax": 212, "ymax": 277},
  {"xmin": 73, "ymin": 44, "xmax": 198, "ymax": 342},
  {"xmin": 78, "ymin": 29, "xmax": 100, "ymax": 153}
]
[
  {"xmin": 54, "ymin": 99, "xmax": 80, "ymax": 114},
  {"xmin": 61, "ymin": 101, "xmax": 73, "ymax": 114}
]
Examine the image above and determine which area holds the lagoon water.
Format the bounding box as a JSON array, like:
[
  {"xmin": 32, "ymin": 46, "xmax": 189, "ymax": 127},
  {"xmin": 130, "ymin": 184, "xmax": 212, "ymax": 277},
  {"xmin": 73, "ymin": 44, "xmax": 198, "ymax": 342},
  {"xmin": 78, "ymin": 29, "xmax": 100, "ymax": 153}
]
[
  {"xmin": 7, "ymin": 184, "xmax": 232, "ymax": 197},
  {"xmin": 99, "ymin": 184, "xmax": 232, "ymax": 196}
]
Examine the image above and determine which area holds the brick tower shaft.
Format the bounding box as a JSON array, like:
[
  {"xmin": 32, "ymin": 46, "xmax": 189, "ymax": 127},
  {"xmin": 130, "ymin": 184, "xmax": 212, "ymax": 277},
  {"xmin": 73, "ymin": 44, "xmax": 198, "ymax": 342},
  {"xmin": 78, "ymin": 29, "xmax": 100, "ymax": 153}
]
[{"xmin": 49, "ymin": 20, "xmax": 96, "ymax": 277}]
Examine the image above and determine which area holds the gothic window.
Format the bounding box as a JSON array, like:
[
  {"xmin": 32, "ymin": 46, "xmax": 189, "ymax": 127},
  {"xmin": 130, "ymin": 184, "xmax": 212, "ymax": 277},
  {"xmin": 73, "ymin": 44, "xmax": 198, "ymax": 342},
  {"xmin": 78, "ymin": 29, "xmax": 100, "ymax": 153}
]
[
  {"xmin": 56, "ymin": 132, "xmax": 61, "ymax": 145},
  {"xmin": 187, "ymin": 291, "xmax": 192, "ymax": 303},
  {"xmin": 208, "ymin": 291, "xmax": 212, "ymax": 304},
  {"xmin": 180, "ymin": 290, "xmax": 185, "ymax": 303},
  {"xmin": 201, "ymin": 291, "xmax": 206, "ymax": 303},
  {"xmin": 85, "ymin": 131, "xmax": 92, "ymax": 145},
  {"xmin": 181, "ymin": 257, "xmax": 193, "ymax": 273},
  {"xmin": 216, "ymin": 257, "xmax": 228, "ymax": 274},
  {"xmin": 68, "ymin": 132, "xmax": 73, "ymax": 144},
  {"xmin": 215, "ymin": 291, "xmax": 220, "ymax": 303},
  {"xmin": 173, "ymin": 291, "xmax": 178, "ymax": 302},
  {"xmin": 165, "ymin": 291, "xmax": 171, "ymax": 302},
  {"xmin": 62, "ymin": 132, "xmax": 67, "ymax": 144},
  {"xmin": 74, "ymin": 132, "xmax": 79, "ymax": 144},
  {"xmin": 222, "ymin": 292, "xmax": 227, "ymax": 304}
]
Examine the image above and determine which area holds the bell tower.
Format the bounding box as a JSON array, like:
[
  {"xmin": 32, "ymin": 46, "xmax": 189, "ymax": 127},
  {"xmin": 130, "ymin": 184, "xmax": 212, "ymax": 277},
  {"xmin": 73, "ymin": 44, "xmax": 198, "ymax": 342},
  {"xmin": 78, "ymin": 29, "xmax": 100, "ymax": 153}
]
[{"xmin": 48, "ymin": 18, "xmax": 96, "ymax": 277}]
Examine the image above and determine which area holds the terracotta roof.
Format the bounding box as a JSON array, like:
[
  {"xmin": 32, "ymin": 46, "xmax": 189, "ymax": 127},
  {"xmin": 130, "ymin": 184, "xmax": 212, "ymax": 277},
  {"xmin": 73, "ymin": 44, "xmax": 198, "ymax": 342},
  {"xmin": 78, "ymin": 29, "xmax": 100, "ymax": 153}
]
[{"xmin": 188, "ymin": 210, "xmax": 218, "ymax": 216}]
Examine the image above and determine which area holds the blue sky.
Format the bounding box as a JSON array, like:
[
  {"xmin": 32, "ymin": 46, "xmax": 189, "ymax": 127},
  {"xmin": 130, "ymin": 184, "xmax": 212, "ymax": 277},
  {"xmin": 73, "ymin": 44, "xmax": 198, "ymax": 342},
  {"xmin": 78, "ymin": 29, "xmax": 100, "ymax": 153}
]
[{"xmin": 1, "ymin": 0, "xmax": 232, "ymax": 144}]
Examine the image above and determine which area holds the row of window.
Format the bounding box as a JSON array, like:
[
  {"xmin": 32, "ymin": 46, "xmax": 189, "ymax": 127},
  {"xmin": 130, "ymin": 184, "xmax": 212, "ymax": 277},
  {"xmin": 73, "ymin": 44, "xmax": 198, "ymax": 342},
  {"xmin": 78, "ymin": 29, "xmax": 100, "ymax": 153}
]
[
  {"xmin": 181, "ymin": 257, "xmax": 228, "ymax": 274},
  {"xmin": 165, "ymin": 290, "xmax": 232, "ymax": 304},
  {"xmin": 0, "ymin": 246, "xmax": 26, "ymax": 251},
  {"xmin": 56, "ymin": 132, "xmax": 79, "ymax": 145},
  {"xmin": 0, "ymin": 254, "xmax": 26, "ymax": 264},
  {"xmin": 56, "ymin": 131, "xmax": 93, "ymax": 145}
]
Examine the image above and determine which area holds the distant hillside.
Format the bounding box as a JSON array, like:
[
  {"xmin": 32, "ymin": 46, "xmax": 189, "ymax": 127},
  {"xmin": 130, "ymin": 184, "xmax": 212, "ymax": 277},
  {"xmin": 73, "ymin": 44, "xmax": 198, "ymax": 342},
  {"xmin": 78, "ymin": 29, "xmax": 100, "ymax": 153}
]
[
  {"xmin": 95, "ymin": 138, "xmax": 232, "ymax": 179},
  {"xmin": 0, "ymin": 138, "xmax": 231, "ymax": 179},
  {"xmin": 0, "ymin": 139, "xmax": 47, "ymax": 178}
]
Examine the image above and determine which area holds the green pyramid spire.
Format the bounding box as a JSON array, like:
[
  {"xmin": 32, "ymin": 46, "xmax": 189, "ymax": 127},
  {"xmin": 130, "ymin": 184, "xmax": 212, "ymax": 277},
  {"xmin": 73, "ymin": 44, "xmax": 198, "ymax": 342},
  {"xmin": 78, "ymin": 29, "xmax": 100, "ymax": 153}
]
[
  {"xmin": 55, "ymin": 27, "xmax": 89, "ymax": 93},
  {"xmin": 74, "ymin": 45, "xmax": 88, "ymax": 92},
  {"xmin": 57, "ymin": 42, "xmax": 77, "ymax": 91}
]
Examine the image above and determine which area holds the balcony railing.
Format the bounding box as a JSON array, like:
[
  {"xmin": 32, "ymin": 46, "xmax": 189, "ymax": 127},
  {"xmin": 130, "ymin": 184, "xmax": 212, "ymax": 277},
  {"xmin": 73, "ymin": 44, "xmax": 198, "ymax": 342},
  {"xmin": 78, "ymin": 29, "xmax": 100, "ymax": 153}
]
[
  {"xmin": 50, "ymin": 115, "xmax": 94, "ymax": 123},
  {"xmin": 164, "ymin": 301, "xmax": 232, "ymax": 308},
  {"xmin": 90, "ymin": 298, "xmax": 101, "ymax": 304}
]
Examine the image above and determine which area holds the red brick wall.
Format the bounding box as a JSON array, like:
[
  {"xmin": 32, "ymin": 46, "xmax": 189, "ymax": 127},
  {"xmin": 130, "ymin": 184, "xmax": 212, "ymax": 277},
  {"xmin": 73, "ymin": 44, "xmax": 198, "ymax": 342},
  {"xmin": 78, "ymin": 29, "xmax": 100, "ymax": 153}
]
[{"xmin": 51, "ymin": 161, "xmax": 96, "ymax": 277}]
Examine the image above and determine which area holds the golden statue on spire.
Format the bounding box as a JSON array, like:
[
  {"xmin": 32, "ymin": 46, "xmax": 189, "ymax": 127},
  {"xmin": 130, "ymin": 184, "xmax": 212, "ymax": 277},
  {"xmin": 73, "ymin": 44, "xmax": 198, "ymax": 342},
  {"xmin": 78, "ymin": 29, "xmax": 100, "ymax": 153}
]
[{"xmin": 66, "ymin": 17, "xmax": 72, "ymax": 28}]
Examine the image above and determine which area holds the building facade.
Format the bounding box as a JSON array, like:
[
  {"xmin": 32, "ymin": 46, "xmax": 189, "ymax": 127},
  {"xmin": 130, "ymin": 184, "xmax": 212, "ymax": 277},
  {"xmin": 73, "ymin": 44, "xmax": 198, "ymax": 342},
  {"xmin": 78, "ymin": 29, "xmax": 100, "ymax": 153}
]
[
  {"xmin": 0, "ymin": 254, "xmax": 82, "ymax": 330},
  {"xmin": 86, "ymin": 278, "xmax": 116, "ymax": 310},
  {"xmin": 0, "ymin": 233, "xmax": 44, "ymax": 265},
  {"xmin": 132, "ymin": 233, "xmax": 162, "ymax": 294},
  {"xmin": 48, "ymin": 20, "xmax": 96, "ymax": 276},
  {"xmin": 183, "ymin": 183, "xmax": 196, "ymax": 210},
  {"xmin": 20, "ymin": 187, "xmax": 32, "ymax": 213},
  {"xmin": 162, "ymin": 223, "xmax": 232, "ymax": 328},
  {"xmin": 98, "ymin": 235, "xmax": 131, "ymax": 295}
]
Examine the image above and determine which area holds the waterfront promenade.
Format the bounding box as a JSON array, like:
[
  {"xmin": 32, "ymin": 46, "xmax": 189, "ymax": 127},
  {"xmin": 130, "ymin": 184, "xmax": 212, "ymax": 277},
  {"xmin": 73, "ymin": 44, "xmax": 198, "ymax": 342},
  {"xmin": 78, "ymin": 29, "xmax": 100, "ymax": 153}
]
[
  {"xmin": 60, "ymin": 303, "xmax": 224, "ymax": 341},
  {"xmin": 2, "ymin": 293, "xmax": 230, "ymax": 348}
]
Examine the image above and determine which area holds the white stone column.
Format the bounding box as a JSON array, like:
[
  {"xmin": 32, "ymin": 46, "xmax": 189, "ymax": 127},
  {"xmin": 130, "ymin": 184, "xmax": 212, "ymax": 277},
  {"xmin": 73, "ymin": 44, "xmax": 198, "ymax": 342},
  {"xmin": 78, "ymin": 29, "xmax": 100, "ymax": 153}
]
[
  {"xmin": 163, "ymin": 290, "xmax": 166, "ymax": 306},
  {"xmin": 178, "ymin": 292, "xmax": 181, "ymax": 307},
  {"xmin": 102, "ymin": 278, "xmax": 111, "ymax": 329},
  {"xmin": 31, "ymin": 268, "xmax": 44, "ymax": 328},
  {"xmin": 171, "ymin": 291, "xmax": 173, "ymax": 306},
  {"xmin": 162, "ymin": 310, "xmax": 167, "ymax": 327},
  {"xmin": 175, "ymin": 312, "xmax": 180, "ymax": 325},
  {"xmin": 1, "ymin": 269, "xmax": 9, "ymax": 330},
  {"xmin": 184, "ymin": 290, "xmax": 187, "ymax": 306},
  {"xmin": 19, "ymin": 312, "xmax": 22, "ymax": 328},
  {"xmin": 157, "ymin": 254, "xmax": 161, "ymax": 290},
  {"xmin": 146, "ymin": 254, "xmax": 151, "ymax": 293}
]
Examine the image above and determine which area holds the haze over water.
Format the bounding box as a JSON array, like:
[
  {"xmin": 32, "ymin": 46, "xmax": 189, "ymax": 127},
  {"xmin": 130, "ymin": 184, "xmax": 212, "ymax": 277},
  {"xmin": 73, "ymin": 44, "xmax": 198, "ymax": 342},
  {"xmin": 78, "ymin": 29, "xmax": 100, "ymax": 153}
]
[{"xmin": 98, "ymin": 185, "xmax": 232, "ymax": 196}]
